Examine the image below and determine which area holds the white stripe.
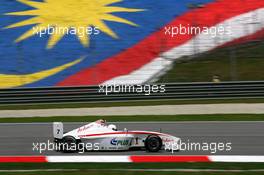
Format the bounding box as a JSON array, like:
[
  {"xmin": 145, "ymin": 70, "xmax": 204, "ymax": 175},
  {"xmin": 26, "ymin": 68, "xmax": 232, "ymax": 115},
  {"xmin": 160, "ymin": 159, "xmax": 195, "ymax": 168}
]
[
  {"xmin": 46, "ymin": 156, "xmax": 131, "ymax": 163},
  {"xmin": 209, "ymin": 156, "xmax": 264, "ymax": 162},
  {"xmin": 103, "ymin": 8, "xmax": 264, "ymax": 84},
  {"xmin": 103, "ymin": 57, "xmax": 173, "ymax": 84}
]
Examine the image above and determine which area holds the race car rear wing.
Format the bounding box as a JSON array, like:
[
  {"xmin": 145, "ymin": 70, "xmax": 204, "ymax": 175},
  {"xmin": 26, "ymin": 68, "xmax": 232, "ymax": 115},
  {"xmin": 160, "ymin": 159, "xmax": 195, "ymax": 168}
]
[{"xmin": 53, "ymin": 122, "xmax": 63, "ymax": 139}]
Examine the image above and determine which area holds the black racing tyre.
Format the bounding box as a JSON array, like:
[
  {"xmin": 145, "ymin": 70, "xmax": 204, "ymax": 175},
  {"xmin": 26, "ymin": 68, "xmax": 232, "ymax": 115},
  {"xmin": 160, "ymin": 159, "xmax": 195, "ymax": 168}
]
[
  {"xmin": 145, "ymin": 135, "xmax": 162, "ymax": 152},
  {"xmin": 61, "ymin": 136, "xmax": 77, "ymax": 153}
]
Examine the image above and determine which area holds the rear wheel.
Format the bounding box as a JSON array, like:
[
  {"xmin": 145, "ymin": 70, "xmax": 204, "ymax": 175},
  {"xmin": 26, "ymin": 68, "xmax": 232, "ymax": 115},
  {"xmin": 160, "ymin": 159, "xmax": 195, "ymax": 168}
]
[
  {"xmin": 61, "ymin": 136, "xmax": 77, "ymax": 153},
  {"xmin": 145, "ymin": 135, "xmax": 162, "ymax": 152}
]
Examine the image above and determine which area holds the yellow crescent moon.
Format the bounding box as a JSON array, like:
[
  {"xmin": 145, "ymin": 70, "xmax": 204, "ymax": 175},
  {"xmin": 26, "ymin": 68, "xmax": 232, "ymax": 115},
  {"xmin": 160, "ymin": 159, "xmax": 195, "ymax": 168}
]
[{"xmin": 0, "ymin": 56, "xmax": 85, "ymax": 89}]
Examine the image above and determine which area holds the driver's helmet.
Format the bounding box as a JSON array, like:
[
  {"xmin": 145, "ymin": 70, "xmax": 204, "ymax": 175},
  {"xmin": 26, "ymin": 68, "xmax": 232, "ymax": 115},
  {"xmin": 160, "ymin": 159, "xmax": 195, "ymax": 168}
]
[
  {"xmin": 95, "ymin": 119, "xmax": 106, "ymax": 126},
  {"xmin": 108, "ymin": 124, "xmax": 117, "ymax": 131}
]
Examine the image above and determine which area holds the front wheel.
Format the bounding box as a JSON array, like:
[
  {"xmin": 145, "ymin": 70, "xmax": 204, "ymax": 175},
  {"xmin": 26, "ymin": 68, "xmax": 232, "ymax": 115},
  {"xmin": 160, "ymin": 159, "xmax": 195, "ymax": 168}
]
[{"xmin": 145, "ymin": 135, "xmax": 162, "ymax": 152}]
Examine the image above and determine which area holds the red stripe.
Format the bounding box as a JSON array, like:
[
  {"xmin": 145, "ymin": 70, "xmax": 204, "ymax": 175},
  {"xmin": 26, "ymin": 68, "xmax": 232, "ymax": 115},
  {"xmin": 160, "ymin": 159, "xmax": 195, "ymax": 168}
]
[
  {"xmin": 79, "ymin": 131, "xmax": 167, "ymax": 138},
  {"xmin": 130, "ymin": 155, "xmax": 211, "ymax": 163},
  {"xmin": 0, "ymin": 156, "xmax": 47, "ymax": 163},
  {"xmin": 57, "ymin": 0, "xmax": 264, "ymax": 86}
]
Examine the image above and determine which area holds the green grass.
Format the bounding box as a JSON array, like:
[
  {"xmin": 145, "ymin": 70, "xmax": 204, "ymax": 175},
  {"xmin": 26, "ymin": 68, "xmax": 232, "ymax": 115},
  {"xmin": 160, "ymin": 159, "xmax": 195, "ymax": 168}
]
[
  {"xmin": 0, "ymin": 114, "xmax": 264, "ymax": 123},
  {"xmin": 1, "ymin": 162, "xmax": 263, "ymax": 170},
  {"xmin": 1, "ymin": 98, "xmax": 264, "ymax": 110},
  {"xmin": 3, "ymin": 172, "xmax": 264, "ymax": 175},
  {"xmin": 2, "ymin": 171, "xmax": 264, "ymax": 175},
  {"xmin": 1, "ymin": 163, "xmax": 264, "ymax": 175},
  {"xmin": 158, "ymin": 41, "xmax": 264, "ymax": 83}
]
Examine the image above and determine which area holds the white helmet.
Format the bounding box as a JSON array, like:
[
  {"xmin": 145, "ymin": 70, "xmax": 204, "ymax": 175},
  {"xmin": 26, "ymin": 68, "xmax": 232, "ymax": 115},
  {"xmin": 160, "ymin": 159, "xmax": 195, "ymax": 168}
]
[{"xmin": 108, "ymin": 124, "xmax": 117, "ymax": 131}]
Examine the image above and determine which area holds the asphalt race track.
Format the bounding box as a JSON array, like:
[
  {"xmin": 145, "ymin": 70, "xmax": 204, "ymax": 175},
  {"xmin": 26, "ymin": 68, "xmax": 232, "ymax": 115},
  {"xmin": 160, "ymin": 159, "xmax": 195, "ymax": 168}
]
[{"xmin": 0, "ymin": 122, "xmax": 263, "ymax": 155}]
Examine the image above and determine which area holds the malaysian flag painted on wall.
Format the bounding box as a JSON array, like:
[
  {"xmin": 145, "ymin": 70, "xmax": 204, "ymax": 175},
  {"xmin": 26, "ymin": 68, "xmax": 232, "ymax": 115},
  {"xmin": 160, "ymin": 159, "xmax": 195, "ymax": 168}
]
[{"xmin": 0, "ymin": 0, "xmax": 263, "ymax": 88}]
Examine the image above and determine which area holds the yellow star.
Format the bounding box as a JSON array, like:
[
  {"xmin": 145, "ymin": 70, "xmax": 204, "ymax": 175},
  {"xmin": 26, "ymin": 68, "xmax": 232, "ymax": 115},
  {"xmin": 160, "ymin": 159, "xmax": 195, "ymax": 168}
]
[{"xmin": 4, "ymin": 0, "xmax": 144, "ymax": 49}]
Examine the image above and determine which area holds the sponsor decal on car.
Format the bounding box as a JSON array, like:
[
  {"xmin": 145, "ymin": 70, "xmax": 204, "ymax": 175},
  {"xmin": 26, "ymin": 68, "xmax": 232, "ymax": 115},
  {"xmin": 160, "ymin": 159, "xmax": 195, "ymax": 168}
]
[
  {"xmin": 77, "ymin": 124, "xmax": 93, "ymax": 133},
  {"xmin": 110, "ymin": 138, "xmax": 131, "ymax": 146}
]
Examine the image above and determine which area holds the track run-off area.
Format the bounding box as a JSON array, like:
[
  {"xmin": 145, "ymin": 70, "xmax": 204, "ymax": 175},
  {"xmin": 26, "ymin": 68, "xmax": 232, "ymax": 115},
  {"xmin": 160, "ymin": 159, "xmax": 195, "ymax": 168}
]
[{"xmin": 0, "ymin": 104, "xmax": 264, "ymax": 118}]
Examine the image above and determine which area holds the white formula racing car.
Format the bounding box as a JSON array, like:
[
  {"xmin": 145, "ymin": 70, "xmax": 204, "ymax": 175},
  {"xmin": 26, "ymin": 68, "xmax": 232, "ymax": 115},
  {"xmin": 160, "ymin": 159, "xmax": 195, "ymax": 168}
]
[{"xmin": 53, "ymin": 119, "xmax": 180, "ymax": 152}]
